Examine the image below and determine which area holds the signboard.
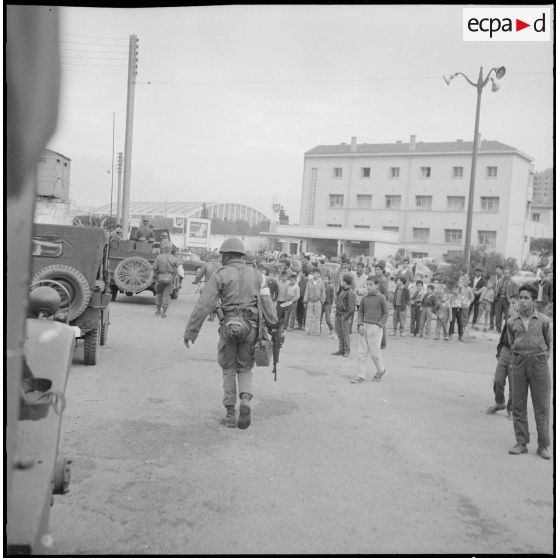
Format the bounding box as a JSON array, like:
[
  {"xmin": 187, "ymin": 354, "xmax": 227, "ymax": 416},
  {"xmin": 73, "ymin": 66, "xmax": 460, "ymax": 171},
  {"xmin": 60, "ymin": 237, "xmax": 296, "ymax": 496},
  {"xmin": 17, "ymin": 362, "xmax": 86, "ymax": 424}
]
[
  {"xmin": 185, "ymin": 218, "xmax": 210, "ymax": 247},
  {"xmin": 173, "ymin": 216, "xmax": 185, "ymax": 230}
]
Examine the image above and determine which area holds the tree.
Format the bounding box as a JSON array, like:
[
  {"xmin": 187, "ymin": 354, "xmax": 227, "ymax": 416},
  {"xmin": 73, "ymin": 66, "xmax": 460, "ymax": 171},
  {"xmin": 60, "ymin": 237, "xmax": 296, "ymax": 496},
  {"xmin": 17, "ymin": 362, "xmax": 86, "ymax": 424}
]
[
  {"xmin": 433, "ymin": 247, "xmax": 519, "ymax": 286},
  {"xmin": 278, "ymin": 206, "xmax": 289, "ymax": 225},
  {"xmin": 529, "ymin": 238, "xmax": 553, "ymax": 254}
]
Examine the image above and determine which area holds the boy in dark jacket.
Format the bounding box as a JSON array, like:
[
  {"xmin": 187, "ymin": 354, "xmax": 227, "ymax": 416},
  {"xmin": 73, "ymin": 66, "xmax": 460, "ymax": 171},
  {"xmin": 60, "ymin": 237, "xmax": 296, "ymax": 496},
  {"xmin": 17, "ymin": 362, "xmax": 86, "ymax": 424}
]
[
  {"xmin": 486, "ymin": 296, "xmax": 518, "ymax": 418},
  {"xmin": 332, "ymin": 274, "xmax": 356, "ymax": 357},
  {"xmin": 420, "ymin": 284, "xmax": 437, "ymax": 338},
  {"xmin": 391, "ymin": 277, "xmax": 409, "ymax": 336}
]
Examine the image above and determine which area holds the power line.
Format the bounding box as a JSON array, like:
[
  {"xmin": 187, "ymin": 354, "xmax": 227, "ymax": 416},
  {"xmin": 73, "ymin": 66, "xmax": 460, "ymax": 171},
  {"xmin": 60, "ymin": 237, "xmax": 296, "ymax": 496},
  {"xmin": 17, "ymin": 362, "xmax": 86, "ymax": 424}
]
[
  {"xmin": 60, "ymin": 34, "xmax": 128, "ymax": 41},
  {"xmin": 61, "ymin": 56, "xmax": 128, "ymax": 61},
  {"xmin": 135, "ymin": 71, "xmax": 552, "ymax": 86},
  {"xmin": 61, "ymin": 47, "xmax": 129, "ymax": 54}
]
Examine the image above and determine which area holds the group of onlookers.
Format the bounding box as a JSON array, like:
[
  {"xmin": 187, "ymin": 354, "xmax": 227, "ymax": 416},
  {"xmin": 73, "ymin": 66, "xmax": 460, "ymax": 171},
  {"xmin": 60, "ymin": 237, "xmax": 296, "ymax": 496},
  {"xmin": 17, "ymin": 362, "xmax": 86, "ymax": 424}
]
[{"xmin": 260, "ymin": 255, "xmax": 553, "ymax": 460}]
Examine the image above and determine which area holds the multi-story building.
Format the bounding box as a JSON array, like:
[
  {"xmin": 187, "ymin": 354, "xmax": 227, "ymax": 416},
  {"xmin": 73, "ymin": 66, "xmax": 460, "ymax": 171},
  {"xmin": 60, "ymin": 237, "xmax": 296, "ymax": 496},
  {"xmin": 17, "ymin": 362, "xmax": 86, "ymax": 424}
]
[
  {"xmin": 300, "ymin": 135, "xmax": 535, "ymax": 263},
  {"xmin": 532, "ymin": 168, "xmax": 554, "ymax": 204}
]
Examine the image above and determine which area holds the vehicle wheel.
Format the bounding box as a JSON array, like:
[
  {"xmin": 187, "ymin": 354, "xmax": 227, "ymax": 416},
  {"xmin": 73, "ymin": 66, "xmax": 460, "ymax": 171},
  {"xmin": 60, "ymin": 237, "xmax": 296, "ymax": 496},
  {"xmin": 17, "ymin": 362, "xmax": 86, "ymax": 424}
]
[
  {"xmin": 114, "ymin": 256, "xmax": 153, "ymax": 293},
  {"xmin": 83, "ymin": 328, "xmax": 100, "ymax": 365},
  {"xmin": 100, "ymin": 308, "xmax": 110, "ymax": 346},
  {"xmin": 32, "ymin": 264, "xmax": 91, "ymax": 321},
  {"xmin": 110, "ymin": 284, "xmax": 119, "ymax": 301},
  {"xmin": 125, "ymin": 292, "xmax": 133, "ymax": 296}
]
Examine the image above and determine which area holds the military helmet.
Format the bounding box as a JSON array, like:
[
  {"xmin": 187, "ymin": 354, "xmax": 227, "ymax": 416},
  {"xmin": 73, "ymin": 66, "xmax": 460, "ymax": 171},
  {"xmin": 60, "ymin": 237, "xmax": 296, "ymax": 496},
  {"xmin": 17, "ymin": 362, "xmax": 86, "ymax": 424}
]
[
  {"xmin": 244, "ymin": 250, "xmax": 256, "ymax": 263},
  {"xmin": 219, "ymin": 237, "xmax": 246, "ymax": 255}
]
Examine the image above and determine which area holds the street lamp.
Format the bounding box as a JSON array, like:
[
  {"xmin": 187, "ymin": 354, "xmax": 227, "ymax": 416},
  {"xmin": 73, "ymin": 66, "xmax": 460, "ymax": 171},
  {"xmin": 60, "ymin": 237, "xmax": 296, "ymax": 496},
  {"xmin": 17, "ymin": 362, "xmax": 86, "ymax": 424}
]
[{"xmin": 443, "ymin": 66, "xmax": 506, "ymax": 274}]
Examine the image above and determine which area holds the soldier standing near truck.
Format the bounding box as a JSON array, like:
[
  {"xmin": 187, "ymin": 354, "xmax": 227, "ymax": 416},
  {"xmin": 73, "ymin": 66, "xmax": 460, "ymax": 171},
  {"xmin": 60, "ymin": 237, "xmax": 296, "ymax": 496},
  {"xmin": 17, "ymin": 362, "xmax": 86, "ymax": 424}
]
[
  {"xmin": 152, "ymin": 244, "xmax": 178, "ymax": 318},
  {"xmin": 183, "ymin": 238, "xmax": 262, "ymax": 429}
]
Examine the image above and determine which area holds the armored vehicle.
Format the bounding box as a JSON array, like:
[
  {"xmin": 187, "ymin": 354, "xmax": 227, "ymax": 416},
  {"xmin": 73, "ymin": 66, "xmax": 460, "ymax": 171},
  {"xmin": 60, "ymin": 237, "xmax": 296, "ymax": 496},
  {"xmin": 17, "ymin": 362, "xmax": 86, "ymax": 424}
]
[{"xmin": 31, "ymin": 224, "xmax": 111, "ymax": 365}]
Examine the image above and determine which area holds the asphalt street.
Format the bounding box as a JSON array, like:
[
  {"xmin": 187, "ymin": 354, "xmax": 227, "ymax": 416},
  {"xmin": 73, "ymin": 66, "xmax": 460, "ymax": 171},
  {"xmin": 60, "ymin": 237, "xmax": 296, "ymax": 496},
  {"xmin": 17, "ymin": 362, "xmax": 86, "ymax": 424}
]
[{"xmin": 45, "ymin": 282, "xmax": 554, "ymax": 554}]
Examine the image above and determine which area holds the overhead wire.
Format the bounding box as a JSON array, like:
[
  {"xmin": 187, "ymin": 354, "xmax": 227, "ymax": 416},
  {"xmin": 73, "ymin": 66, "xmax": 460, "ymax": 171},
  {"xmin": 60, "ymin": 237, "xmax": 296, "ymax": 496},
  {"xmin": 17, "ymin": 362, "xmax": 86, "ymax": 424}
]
[{"xmin": 134, "ymin": 71, "xmax": 551, "ymax": 86}]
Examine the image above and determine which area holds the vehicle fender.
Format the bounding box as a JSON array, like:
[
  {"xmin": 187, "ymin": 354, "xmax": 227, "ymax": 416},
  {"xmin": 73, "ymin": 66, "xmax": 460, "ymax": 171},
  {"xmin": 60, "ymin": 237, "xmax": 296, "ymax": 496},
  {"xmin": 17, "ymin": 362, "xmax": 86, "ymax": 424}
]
[{"xmin": 8, "ymin": 319, "xmax": 74, "ymax": 552}]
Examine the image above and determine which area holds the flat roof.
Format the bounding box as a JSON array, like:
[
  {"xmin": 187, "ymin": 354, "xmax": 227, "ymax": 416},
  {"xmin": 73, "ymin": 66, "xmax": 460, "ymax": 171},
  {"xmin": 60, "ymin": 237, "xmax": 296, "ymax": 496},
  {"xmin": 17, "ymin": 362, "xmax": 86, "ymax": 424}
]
[{"xmin": 260, "ymin": 225, "xmax": 399, "ymax": 244}]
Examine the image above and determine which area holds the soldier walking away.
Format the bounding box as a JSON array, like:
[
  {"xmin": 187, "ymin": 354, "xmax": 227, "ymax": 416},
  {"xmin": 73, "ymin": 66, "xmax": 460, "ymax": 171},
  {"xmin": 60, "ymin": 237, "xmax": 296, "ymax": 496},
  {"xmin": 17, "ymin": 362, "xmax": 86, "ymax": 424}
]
[
  {"xmin": 152, "ymin": 244, "xmax": 178, "ymax": 318},
  {"xmin": 183, "ymin": 237, "xmax": 262, "ymax": 429}
]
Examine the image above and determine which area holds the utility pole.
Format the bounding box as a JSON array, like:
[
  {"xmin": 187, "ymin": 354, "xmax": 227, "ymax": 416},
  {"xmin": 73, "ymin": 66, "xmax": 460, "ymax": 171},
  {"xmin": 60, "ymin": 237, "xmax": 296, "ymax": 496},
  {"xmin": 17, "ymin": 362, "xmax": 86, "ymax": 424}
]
[
  {"xmin": 121, "ymin": 34, "xmax": 139, "ymax": 238},
  {"xmin": 116, "ymin": 152, "xmax": 123, "ymax": 223}
]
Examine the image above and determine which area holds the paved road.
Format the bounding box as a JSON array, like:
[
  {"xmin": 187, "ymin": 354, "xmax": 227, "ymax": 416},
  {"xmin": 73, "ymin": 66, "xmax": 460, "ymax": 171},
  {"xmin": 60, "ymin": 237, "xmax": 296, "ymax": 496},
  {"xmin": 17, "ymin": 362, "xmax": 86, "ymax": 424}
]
[{"xmin": 46, "ymin": 282, "xmax": 553, "ymax": 554}]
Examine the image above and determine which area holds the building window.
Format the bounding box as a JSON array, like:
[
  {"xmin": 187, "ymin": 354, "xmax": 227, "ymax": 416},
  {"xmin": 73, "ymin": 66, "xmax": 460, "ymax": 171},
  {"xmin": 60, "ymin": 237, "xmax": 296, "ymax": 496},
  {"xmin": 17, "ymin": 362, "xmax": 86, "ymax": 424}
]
[
  {"xmin": 354, "ymin": 225, "xmax": 370, "ymax": 229},
  {"xmin": 480, "ymin": 196, "xmax": 499, "ymax": 212},
  {"xmin": 478, "ymin": 230, "xmax": 497, "ymax": 246},
  {"xmin": 385, "ymin": 195, "xmax": 401, "ymax": 209},
  {"xmin": 361, "ymin": 167, "xmax": 371, "ymax": 178},
  {"xmin": 333, "ymin": 167, "xmax": 343, "ymax": 178},
  {"xmin": 452, "ymin": 166, "xmax": 464, "ymax": 178},
  {"xmin": 329, "ymin": 194, "xmax": 344, "ymax": 208},
  {"xmin": 420, "ymin": 166, "xmax": 431, "ymax": 178},
  {"xmin": 64, "ymin": 162, "xmax": 68, "ymax": 167},
  {"xmin": 447, "ymin": 196, "xmax": 465, "ymax": 211},
  {"xmin": 327, "ymin": 223, "xmax": 342, "ymax": 228},
  {"xmin": 412, "ymin": 228, "xmax": 430, "ymax": 242},
  {"xmin": 444, "ymin": 229, "xmax": 463, "ymax": 244},
  {"xmin": 411, "ymin": 252, "xmax": 429, "ymax": 259},
  {"xmin": 390, "ymin": 167, "xmax": 400, "ymax": 178},
  {"xmin": 56, "ymin": 158, "xmax": 61, "ymax": 164},
  {"xmin": 383, "ymin": 226, "xmax": 399, "ymax": 232},
  {"xmin": 486, "ymin": 166, "xmax": 498, "ymax": 178},
  {"xmin": 532, "ymin": 213, "xmax": 540, "ymax": 222},
  {"xmin": 356, "ymin": 194, "xmax": 372, "ymax": 209},
  {"xmin": 415, "ymin": 196, "xmax": 432, "ymax": 210}
]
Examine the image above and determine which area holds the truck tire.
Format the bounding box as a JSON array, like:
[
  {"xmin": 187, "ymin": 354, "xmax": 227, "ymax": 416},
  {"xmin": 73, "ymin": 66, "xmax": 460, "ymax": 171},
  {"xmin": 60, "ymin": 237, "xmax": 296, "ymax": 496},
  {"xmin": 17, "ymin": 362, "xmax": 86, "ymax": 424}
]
[
  {"xmin": 100, "ymin": 308, "xmax": 109, "ymax": 346},
  {"xmin": 32, "ymin": 264, "xmax": 91, "ymax": 321},
  {"xmin": 114, "ymin": 256, "xmax": 153, "ymax": 294},
  {"xmin": 83, "ymin": 328, "xmax": 100, "ymax": 365}
]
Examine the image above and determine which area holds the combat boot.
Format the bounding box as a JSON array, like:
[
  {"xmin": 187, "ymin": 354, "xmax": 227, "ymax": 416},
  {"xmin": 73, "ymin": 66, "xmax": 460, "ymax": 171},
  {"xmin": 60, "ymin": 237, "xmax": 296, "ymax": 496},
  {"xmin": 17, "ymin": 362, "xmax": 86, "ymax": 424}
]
[
  {"xmin": 220, "ymin": 405, "xmax": 236, "ymax": 428},
  {"xmin": 161, "ymin": 307, "xmax": 168, "ymax": 318},
  {"xmin": 154, "ymin": 305, "xmax": 161, "ymax": 316},
  {"xmin": 238, "ymin": 393, "xmax": 252, "ymax": 429}
]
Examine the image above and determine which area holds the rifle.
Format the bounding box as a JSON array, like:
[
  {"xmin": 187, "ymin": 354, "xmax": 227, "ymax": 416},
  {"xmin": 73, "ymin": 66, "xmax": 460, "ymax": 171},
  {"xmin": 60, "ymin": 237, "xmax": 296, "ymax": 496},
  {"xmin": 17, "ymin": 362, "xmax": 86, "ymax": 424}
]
[{"xmin": 269, "ymin": 322, "xmax": 284, "ymax": 382}]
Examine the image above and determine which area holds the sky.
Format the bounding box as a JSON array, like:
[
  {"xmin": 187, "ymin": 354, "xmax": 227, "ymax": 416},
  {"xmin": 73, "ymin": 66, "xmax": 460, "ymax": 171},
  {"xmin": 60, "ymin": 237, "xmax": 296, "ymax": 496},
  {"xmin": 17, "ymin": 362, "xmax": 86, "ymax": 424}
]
[{"xmin": 47, "ymin": 4, "xmax": 554, "ymax": 223}]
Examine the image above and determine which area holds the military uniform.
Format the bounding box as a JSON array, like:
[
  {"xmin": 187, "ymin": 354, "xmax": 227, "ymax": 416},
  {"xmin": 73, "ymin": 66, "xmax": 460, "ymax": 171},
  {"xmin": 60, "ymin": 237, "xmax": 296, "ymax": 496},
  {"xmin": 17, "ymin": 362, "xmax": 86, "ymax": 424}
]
[{"xmin": 184, "ymin": 248, "xmax": 262, "ymax": 428}]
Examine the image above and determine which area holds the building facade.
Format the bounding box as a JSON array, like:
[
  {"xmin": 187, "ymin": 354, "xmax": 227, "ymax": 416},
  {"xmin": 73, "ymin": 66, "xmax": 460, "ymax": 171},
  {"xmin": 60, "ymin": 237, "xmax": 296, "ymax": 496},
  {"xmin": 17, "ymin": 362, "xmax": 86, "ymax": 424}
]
[
  {"xmin": 532, "ymin": 168, "xmax": 553, "ymax": 204},
  {"xmin": 300, "ymin": 136, "xmax": 535, "ymax": 263}
]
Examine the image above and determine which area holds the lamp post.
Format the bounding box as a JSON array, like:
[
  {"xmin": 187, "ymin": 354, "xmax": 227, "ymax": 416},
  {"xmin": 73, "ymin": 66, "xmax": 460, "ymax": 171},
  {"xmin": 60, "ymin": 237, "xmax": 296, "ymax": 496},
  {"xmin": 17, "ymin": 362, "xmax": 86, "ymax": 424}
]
[{"xmin": 444, "ymin": 66, "xmax": 506, "ymax": 274}]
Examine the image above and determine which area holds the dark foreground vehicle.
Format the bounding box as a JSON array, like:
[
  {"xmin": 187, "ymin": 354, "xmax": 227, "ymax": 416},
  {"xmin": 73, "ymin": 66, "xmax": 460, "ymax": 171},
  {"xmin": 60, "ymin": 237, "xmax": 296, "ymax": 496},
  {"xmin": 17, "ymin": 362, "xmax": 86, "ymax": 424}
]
[
  {"xmin": 7, "ymin": 6, "xmax": 74, "ymax": 553},
  {"xmin": 107, "ymin": 228, "xmax": 182, "ymax": 301},
  {"xmin": 31, "ymin": 224, "xmax": 111, "ymax": 365}
]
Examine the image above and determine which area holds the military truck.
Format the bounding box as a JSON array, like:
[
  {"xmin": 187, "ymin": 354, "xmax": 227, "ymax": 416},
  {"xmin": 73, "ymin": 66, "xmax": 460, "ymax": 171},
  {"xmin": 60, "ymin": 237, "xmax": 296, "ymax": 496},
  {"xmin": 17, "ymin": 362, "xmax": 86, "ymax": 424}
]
[
  {"xmin": 31, "ymin": 224, "xmax": 111, "ymax": 365},
  {"xmin": 107, "ymin": 228, "xmax": 182, "ymax": 301}
]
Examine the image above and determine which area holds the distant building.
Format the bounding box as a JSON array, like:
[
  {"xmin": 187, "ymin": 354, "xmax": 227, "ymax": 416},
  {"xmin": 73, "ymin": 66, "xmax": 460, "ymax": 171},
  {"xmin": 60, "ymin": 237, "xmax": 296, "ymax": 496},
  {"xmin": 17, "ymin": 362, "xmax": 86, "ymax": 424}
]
[
  {"xmin": 532, "ymin": 168, "xmax": 554, "ymax": 204},
  {"xmin": 93, "ymin": 201, "xmax": 272, "ymax": 250},
  {"xmin": 94, "ymin": 201, "xmax": 271, "ymax": 229},
  {"xmin": 34, "ymin": 149, "xmax": 72, "ymax": 224},
  {"xmin": 298, "ymin": 135, "xmax": 536, "ymax": 263}
]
